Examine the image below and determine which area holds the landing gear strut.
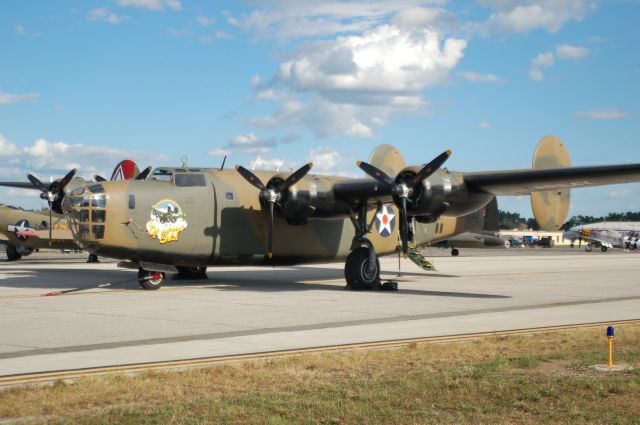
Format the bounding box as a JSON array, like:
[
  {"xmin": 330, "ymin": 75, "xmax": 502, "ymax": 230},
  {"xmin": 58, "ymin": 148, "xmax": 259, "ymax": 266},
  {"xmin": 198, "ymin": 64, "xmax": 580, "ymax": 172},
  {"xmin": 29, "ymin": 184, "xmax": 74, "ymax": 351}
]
[
  {"xmin": 138, "ymin": 268, "xmax": 165, "ymax": 290},
  {"xmin": 173, "ymin": 266, "xmax": 208, "ymax": 280},
  {"xmin": 345, "ymin": 204, "xmax": 382, "ymax": 290}
]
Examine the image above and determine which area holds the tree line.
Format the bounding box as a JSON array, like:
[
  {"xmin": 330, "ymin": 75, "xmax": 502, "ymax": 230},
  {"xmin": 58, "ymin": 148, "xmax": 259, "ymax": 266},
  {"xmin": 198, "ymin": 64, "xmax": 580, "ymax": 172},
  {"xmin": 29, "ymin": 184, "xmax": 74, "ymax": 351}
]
[{"xmin": 498, "ymin": 210, "xmax": 640, "ymax": 231}]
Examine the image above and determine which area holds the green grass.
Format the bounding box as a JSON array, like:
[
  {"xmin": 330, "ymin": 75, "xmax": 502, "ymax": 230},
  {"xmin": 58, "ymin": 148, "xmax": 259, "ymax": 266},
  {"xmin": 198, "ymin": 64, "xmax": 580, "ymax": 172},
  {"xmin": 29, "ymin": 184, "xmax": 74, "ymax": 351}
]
[{"xmin": 1, "ymin": 324, "xmax": 639, "ymax": 424}]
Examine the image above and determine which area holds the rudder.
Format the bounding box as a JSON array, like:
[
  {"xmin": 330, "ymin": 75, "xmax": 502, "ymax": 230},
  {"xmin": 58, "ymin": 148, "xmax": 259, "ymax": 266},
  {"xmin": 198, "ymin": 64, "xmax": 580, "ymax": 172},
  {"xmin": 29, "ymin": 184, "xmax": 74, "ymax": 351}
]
[{"xmin": 530, "ymin": 135, "xmax": 571, "ymax": 230}]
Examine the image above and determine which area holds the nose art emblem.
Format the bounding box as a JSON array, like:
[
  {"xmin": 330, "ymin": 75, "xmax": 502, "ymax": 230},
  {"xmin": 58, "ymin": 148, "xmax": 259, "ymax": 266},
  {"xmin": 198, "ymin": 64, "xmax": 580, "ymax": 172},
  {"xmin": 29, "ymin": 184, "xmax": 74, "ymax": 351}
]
[{"xmin": 146, "ymin": 199, "xmax": 188, "ymax": 244}]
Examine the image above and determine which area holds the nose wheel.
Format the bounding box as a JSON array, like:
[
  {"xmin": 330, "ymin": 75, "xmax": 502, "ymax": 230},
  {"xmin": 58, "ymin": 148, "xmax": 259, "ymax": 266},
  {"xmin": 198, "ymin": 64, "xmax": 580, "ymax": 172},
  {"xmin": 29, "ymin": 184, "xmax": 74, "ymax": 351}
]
[{"xmin": 138, "ymin": 268, "xmax": 165, "ymax": 290}]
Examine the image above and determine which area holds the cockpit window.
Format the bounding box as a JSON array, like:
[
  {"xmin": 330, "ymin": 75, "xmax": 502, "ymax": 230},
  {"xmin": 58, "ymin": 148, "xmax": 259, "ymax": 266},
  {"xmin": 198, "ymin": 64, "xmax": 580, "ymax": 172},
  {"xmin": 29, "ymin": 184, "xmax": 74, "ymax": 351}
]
[
  {"xmin": 175, "ymin": 173, "xmax": 207, "ymax": 187},
  {"xmin": 151, "ymin": 169, "xmax": 172, "ymax": 182}
]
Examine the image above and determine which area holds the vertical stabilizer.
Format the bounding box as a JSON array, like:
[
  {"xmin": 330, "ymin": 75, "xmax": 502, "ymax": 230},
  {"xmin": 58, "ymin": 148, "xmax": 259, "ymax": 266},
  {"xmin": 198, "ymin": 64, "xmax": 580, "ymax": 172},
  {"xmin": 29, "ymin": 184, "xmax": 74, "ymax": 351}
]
[{"xmin": 531, "ymin": 135, "xmax": 571, "ymax": 230}]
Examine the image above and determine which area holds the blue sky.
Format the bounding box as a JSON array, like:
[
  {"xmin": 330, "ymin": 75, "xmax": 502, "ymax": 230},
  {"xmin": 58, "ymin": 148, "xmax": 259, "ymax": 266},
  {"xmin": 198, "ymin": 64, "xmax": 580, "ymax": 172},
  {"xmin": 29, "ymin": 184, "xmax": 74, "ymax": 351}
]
[{"xmin": 1, "ymin": 0, "xmax": 638, "ymax": 218}]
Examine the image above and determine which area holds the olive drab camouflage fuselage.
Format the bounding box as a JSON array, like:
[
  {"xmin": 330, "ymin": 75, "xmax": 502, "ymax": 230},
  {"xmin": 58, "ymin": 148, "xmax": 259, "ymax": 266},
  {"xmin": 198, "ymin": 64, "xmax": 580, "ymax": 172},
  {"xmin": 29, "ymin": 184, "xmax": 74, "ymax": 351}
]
[
  {"xmin": 61, "ymin": 167, "xmax": 487, "ymax": 267},
  {"xmin": 57, "ymin": 137, "xmax": 640, "ymax": 270}
]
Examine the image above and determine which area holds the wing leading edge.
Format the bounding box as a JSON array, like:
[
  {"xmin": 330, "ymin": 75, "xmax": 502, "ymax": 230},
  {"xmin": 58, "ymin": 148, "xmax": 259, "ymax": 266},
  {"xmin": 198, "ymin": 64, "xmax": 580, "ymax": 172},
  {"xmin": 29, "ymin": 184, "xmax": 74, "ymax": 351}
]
[{"xmin": 463, "ymin": 163, "xmax": 640, "ymax": 196}]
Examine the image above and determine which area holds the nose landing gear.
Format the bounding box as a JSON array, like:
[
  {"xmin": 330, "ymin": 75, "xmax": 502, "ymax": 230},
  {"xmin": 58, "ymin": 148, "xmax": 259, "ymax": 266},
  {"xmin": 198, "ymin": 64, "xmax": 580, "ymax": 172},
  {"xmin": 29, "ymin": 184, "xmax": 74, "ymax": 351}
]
[{"xmin": 138, "ymin": 268, "xmax": 165, "ymax": 290}]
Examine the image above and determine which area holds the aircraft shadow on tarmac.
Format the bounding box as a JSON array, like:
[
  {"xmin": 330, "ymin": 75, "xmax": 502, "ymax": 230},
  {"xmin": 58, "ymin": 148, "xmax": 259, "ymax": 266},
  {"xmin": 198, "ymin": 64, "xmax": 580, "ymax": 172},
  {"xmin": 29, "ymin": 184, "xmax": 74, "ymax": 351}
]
[{"xmin": 0, "ymin": 265, "xmax": 508, "ymax": 300}]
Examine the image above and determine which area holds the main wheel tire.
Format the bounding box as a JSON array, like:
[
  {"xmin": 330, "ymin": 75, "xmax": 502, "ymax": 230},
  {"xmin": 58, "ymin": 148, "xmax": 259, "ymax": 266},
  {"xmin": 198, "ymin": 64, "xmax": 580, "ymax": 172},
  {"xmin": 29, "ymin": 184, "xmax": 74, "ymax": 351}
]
[
  {"xmin": 87, "ymin": 254, "xmax": 100, "ymax": 263},
  {"xmin": 451, "ymin": 248, "xmax": 460, "ymax": 257},
  {"xmin": 138, "ymin": 269, "xmax": 165, "ymax": 290},
  {"xmin": 345, "ymin": 247, "xmax": 380, "ymax": 290},
  {"xmin": 585, "ymin": 245, "xmax": 593, "ymax": 252},
  {"xmin": 601, "ymin": 246, "xmax": 608, "ymax": 252},
  {"xmin": 570, "ymin": 243, "xmax": 575, "ymax": 248},
  {"xmin": 174, "ymin": 266, "xmax": 208, "ymax": 280},
  {"xmin": 6, "ymin": 245, "xmax": 20, "ymax": 261}
]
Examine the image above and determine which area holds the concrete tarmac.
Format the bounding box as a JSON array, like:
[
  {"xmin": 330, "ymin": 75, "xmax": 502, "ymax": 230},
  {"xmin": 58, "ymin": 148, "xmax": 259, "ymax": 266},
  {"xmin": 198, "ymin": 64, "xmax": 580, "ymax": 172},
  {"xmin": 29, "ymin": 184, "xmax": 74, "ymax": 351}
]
[{"xmin": 1, "ymin": 247, "xmax": 639, "ymax": 376}]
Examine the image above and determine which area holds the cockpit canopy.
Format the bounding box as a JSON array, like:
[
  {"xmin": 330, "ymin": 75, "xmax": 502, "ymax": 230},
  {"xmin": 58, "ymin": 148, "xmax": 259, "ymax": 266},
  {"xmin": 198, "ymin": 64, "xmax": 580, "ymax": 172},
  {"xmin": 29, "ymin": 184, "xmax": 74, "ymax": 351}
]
[{"xmin": 150, "ymin": 168, "xmax": 207, "ymax": 187}]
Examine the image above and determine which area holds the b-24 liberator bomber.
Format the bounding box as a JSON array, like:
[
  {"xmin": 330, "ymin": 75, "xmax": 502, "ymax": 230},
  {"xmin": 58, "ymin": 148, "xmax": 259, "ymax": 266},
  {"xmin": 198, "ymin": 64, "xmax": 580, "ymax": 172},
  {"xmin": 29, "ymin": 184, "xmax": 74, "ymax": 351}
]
[{"xmin": 3, "ymin": 135, "xmax": 640, "ymax": 291}]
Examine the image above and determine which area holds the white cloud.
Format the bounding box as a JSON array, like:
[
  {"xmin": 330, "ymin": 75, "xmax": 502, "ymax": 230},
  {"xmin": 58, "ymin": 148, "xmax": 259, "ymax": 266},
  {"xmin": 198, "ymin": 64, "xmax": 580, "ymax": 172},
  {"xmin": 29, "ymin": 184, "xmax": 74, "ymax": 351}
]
[
  {"xmin": 481, "ymin": 0, "xmax": 596, "ymax": 34},
  {"xmin": 250, "ymin": 156, "xmax": 290, "ymax": 171},
  {"xmin": 0, "ymin": 91, "xmax": 40, "ymax": 105},
  {"xmin": 87, "ymin": 8, "xmax": 131, "ymax": 24},
  {"xmin": 227, "ymin": 0, "xmax": 449, "ymax": 41},
  {"xmin": 555, "ymin": 44, "xmax": 588, "ymax": 60},
  {"xmin": 458, "ymin": 71, "xmax": 504, "ymax": 83},
  {"xmin": 0, "ymin": 134, "xmax": 20, "ymax": 156},
  {"xmin": 532, "ymin": 51, "xmax": 554, "ymax": 67},
  {"xmin": 307, "ymin": 148, "xmax": 342, "ymax": 172},
  {"xmin": 117, "ymin": 0, "xmax": 181, "ymax": 11},
  {"xmin": 209, "ymin": 133, "xmax": 301, "ymax": 157},
  {"xmin": 478, "ymin": 122, "xmax": 492, "ymax": 129},
  {"xmin": 15, "ymin": 25, "xmax": 26, "ymax": 35},
  {"xmin": 208, "ymin": 148, "xmax": 231, "ymax": 157},
  {"xmin": 196, "ymin": 16, "xmax": 215, "ymax": 27},
  {"xmin": 528, "ymin": 45, "xmax": 588, "ymax": 81},
  {"xmin": 0, "ymin": 134, "xmax": 169, "ymax": 181},
  {"xmin": 253, "ymin": 24, "xmax": 465, "ymax": 138},
  {"xmin": 529, "ymin": 51, "xmax": 554, "ymax": 81},
  {"xmin": 275, "ymin": 25, "xmax": 465, "ymax": 94},
  {"xmin": 573, "ymin": 108, "xmax": 631, "ymax": 120}
]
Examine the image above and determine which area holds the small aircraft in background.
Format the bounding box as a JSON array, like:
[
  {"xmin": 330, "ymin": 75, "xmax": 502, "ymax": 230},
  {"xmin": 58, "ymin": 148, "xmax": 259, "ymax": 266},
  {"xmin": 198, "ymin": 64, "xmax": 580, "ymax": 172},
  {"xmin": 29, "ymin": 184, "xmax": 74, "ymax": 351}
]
[
  {"xmin": 563, "ymin": 222, "xmax": 640, "ymax": 252},
  {"xmin": 0, "ymin": 160, "xmax": 149, "ymax": 261},
  {"xmin": 2, "ymin": 135, "xmax": 640, "ymax": 291}
]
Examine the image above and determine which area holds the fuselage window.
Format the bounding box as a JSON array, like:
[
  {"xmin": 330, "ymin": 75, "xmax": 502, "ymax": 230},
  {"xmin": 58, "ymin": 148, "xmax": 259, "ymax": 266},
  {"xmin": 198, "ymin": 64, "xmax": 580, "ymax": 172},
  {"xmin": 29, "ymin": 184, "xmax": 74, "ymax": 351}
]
[
  {"xmin": 151, "ymin": 169, "xmax": 173, "ymax": 182},
  {"xmin": 225, "ymin": 192, "xmax": 234, "ymax": 200},
  {"xmin": 175, "ymin": 173, "xmax": 207, "ymax": 187}
]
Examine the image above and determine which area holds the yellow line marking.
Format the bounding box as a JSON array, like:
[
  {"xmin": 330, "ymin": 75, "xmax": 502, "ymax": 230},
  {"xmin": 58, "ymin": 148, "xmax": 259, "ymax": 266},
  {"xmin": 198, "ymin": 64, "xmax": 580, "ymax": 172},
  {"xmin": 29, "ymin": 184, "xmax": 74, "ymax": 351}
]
[{"xmin": 2, "ymin": 319, "xmax": 638, "ymax": 387}]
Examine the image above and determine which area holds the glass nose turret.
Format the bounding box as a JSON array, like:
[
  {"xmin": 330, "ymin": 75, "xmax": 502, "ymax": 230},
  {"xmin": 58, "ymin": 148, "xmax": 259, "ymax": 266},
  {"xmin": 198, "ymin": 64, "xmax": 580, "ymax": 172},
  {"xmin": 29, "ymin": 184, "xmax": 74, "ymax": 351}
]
[{"xmin": 61, "ymin": 183, "xmax": 107, "ymax": 250}]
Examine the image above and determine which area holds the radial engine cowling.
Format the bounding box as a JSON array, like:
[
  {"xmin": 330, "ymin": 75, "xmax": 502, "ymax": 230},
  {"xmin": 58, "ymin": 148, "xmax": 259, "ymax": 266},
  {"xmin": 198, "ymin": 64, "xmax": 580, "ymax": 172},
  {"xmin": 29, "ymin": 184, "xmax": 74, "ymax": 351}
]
[
  {"xmin": 267, "ymin": 176, "xmax": 346, "ymax": 220},
  {"xmin": 395, "ymin": 167, "xmax": 494, "ymax": 221}
]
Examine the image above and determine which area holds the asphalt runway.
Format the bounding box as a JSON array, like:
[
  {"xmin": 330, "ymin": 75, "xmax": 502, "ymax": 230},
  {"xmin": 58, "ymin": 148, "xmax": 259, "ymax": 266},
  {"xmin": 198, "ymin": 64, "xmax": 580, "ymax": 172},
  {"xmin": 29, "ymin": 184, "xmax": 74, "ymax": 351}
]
[{"xmin": 1, "ymin": 247, "xmax": 639, "ymax": 377}]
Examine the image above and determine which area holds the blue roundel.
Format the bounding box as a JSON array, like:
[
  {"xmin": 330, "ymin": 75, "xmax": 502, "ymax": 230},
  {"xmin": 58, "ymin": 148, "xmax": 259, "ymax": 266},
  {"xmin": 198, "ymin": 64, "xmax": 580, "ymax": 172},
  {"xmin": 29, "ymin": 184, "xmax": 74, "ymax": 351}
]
[{"xmin": 375, "ymin": 205, "xmax": 396, "ymax": 238}]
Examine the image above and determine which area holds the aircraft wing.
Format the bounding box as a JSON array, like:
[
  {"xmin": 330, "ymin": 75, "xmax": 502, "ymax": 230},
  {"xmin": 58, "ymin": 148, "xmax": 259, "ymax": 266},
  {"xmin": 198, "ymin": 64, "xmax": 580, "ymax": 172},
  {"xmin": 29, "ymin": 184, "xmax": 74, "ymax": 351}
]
[
  {"xmin": 463, "ymin": 164, "xmax": 640, "ymax": 196},
  {"xmin": 0, "ymin": 182, "xmax": 38, "ymax": 190}
]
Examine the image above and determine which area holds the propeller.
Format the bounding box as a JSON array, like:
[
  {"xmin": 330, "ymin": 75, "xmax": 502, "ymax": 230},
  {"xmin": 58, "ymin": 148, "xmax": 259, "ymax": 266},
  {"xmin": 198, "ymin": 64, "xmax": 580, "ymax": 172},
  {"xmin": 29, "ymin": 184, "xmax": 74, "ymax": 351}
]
[
  {"xmin": 27, "ymin": 169, "xmax": 77, "ymax": 245},
  {"xmin": 94, "ymin": 165, "xmax": 152, "ymax": 182},
  {"xmin": 135, "ymin": 166, "xmax": 152, "ymax": 180},
  {"xmin": 357, "ymin": 149, "xmax": 452, "ymax": 256},
  {"xmin": 235, "ymin": 162, "xmax": 313, "ymax": 258}
]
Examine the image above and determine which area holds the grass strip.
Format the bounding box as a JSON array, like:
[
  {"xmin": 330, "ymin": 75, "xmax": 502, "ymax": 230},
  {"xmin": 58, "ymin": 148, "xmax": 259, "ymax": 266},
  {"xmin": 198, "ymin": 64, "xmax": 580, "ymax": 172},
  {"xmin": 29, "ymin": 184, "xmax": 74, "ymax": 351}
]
[{"xmin": 1, "ymin": 324, "xmax": 639, "ymax": 424}]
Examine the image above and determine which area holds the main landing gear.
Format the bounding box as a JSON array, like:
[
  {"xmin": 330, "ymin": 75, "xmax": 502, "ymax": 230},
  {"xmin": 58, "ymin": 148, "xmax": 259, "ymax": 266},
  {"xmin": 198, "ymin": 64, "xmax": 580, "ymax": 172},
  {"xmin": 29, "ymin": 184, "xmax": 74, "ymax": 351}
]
[{"xmin": 344, "ymin": 204, "xmax": 397, "ymax": 291}]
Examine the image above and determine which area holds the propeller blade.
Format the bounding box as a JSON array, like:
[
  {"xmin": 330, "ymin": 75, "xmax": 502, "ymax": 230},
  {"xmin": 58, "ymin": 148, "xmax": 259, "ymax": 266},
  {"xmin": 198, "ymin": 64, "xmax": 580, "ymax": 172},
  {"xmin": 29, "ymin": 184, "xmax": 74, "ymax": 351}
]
[
  {"xmin": 48, "ymin": 203, "xmax": 52, "ymax": 247},
  {"xmin": 58, "ymin": 168, "xmax": 77, "ymax": 190},
  {"xmin": 94, "ymin": 175, "xmax": 107, "ymax": 182},
  {"xmin": 267, "ymin": 201, "xmax": 274, "ymax": 259},
  {"xmin": 135, "ymin": 166, "xmax": 152, "ymax": 180},
  {"xmin": 411, "ymin": 149, "xmax": 452, "ymax": 185},
  {"xmin": 356, "ymin": 161, "xmax": 394, "ymax": 186},
  {"xmin": 400, "ymin": 197, "xmax": 409, "ymax": 257},
  {"xmin": 279, "ymin": 162, "xmax": 313, "ymax": 192},
  {"xmin": 27, "ymin": 174, "xmax": 47, "ymax": 192},
  {"xmin": 235, "ymin": 165, "xmax": 266, "ymax": 191}
]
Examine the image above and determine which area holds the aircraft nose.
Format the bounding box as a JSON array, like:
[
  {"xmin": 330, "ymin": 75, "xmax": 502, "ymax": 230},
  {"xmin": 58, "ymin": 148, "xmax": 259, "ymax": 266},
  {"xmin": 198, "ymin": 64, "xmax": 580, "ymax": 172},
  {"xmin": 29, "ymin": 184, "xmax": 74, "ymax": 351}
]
[{"xmin": 61, "ymin": 183, "xmax": 107, "ymax": 250}]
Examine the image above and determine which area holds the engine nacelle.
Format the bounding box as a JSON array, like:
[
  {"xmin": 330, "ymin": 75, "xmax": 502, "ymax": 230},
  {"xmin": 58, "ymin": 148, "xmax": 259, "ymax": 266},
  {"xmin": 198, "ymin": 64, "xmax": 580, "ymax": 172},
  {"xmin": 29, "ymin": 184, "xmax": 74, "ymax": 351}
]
[
  {"xmin": 396, "ymin": 167, "xmax": 493, "ymax": 219},
  {"xmin": 267, "ymin": 176, "xmax": 349, "ymax": 220}
]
